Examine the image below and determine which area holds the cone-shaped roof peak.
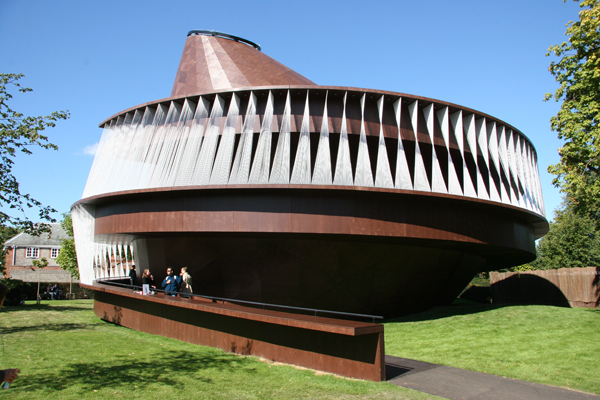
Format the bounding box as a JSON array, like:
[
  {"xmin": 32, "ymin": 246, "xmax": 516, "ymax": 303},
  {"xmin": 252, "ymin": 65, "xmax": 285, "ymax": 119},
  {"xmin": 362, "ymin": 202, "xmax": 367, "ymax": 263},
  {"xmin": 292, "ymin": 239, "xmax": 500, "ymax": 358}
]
[{"xmin": 171, "ymin": 31, "xmax": 316, "ymax": 97}]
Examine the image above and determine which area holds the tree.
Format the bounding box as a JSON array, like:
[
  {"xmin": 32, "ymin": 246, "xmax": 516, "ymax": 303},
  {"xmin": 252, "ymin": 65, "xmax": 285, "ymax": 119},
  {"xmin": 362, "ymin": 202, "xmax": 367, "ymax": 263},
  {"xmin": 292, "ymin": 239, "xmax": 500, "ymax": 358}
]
[
  {"xmin": 0, "ymin": 73, "xmax": 69, "ymax": 234},
  {"xmin": 55, "ymin": 213, "xmax": 78, "ymax": 279},
  {"xmin": 545, "ymin": 0, "xmax": 600, "ymax": 218},
  {"xmin": 529, "ymin": 202, "xmax": 600, "ymax": 269},
  {"xmin": 32, "ymin": 256, "xmax": 48, "ymax": 303}
]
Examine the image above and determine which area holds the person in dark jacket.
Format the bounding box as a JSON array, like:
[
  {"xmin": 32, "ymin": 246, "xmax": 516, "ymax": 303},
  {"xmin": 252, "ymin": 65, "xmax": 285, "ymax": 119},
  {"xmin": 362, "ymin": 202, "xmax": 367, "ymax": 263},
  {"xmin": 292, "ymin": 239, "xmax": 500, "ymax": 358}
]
[
  {"xmin": 0, "ymin": 283, "xmax": 19, "ymax": 386},
  {"xmin": 161, "ymin": 267, "xmax": 181, "ymax": 296},
  {"xmin": 129, "ymin": 265, "xmax": 137, "ymax": 288}
]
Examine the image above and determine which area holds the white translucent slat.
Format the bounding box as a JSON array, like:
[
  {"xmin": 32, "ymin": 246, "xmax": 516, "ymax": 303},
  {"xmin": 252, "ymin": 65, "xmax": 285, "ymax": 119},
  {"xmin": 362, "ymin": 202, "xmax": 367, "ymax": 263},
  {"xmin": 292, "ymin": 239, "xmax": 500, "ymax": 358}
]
[
  {"xmin": 462, "ymin": 113, "xmax": 480, "ymax": 199},
  {"xmin": 523, "ymin": 144, "xmax": 536, "ymax": 212},
  {"xmin": 122, "ymin": 107, "xmax": 157, "ymax": 190},
  {"xmin": 515, "ymin": 136, "xmax": 527, "ymax": 209},
  {"xmin": 249, "ymin": 91, "xmax": 275, "ymax": 184},
  {"xmin": 354, "ymin": 94, "xmax": 374, "ymax": 187},
  {"xmin": 497, "ymin": 125, "xmax": 511, "ymax": 204},
  {"xmin": 436, "ymin": 106, "xmax": 461, "ymax": 195},
  {"xmin": 138, "ymin": 104, "xmax": 169, "ymax": 189},
  {"xmin": 486, "ymin": 120, "xmax": 502, "ymax": 202},
  {"xmin": 270, "ymin": 91, "xmax": 292, "ymax": 184},
  {"xmin": 191, "ymin": 96, "xmax": 225, "ymax": 185},
  {"xmin": 117, "ymin": 245, "xmax": 123, "ymax": 276},
  {"xmin": 175, "ymin": 97, "xmax": 210, "ymax": 186},
  {"xmin": 82, "ymin": 121, "xmax": 114, "ymax": 197},
  {"xmin": 459, "ymin": 113, "xmax": 478, "ymax": 198},
  {"xmin": 98, "ymin": 245, "xmax": 104, "ymax": 279},
  {"xmin": 105, "ymin": 245, "xmax": 110, "ymax": 277},
  {"xmin": 162, "ymin": 99, "xmax": 196, "ymax": 186},
  {"xmin": 423, "ymin": 103, "xmax": 446, "ymax": 193},
  {"xmin": 109, "ymin": 112, "xmax": 135, "ymax": 192},
  {"xmin": 408, "ymin": 100, "xmax": 429, "ymax": 192},
  {"xmin": 394, "ymin": 98, "xmax": 412, "ymax": 190},
  {"xmin": 94, "ymin": 244, "xmax": 99, "ymax": 279},
  {"xmin": 117, "ymin": 109, "xmax": 146, "ymax": 191},
  {"xmin": 88, "ymin": 118, "xmax": 121, "ymax": 196},
  {"xmin": 529, "ymin": 145, "xmax": 543, "ymax": 214},
  {"xmin": 129, "ymin": 244, "xmax": 135, "ymax": 267},
  {"xmin": 532, "ymin": 150, "xmax": 546, "ymax": 216},
  {"xmin": 229, "ymin": 93, "xmax": 257, "ymax": 184},
  {"xmin": 96, "ymin": 244, "xmax": 101, "ymax": 280},
  {"xmin": 111, "ymin": 245, "xmax": 117, "ymax": 277},
  {"xmin": 313, "ymin": 92, "xmax": 333, "ymax": 185},
  {"xmin": 102, "ymin": 117, "xmax": 131, "ymax": 194},
  {"xmin": 520, "ymin": 140, "xmax": 532, "ymax": 211},
  {"xmin": 506, "ymin": 130, "xmax": 519, "ymax": 206},
  {"xmin": 522, "ymin": 142, "xmax": 535, "ymax": 212},
  {"xmin": 71, "ymin": 204, "xmax": 96, "ymax": 285},
  {"xmin": 93, "ymin": 243, "xmax": 99, "ymax": 280},
  {"xmin": 514, "ymin": 135, "xmax": 524, "ymax": 207},
  {"xmin": 104, "ymin": 245, "xmax": 109, "ymax": 278},
  {"xmin": 333, "ymin": 92, "xmax": 353, "ymax": 186},
  {"xmin": 144, "ymin": 104, "xmax": 174, "ymax": 188},
  {"xmin": 116, "ymin": 113, "xmax": 140, "ymax": 191},
  {"xmin": 102, "ymin": 245, "xmax": 107, "ymax": 278},
  {"xmin": 104, "ymin": 245, "xmax": 110, "ymax": 278},
  {"xmin": 149, "ymin": 101, "xmax": 183, "ymax": 187},
  {"xmin": 291, "ymin": 93, "xmax": 312, "ymax": 184},
  {"xmin": 474, "ymin": 118, "xmax": 489, "ymax": 200},
  {"xmin": 104, "ymin": 245, "xmax": 110, "ymax": 277},
  {"xmin": 211, "ymin": 94, "xmax": 241, "ymax": 185},
  {"xmin": 450, "ymin": 110, "xmax": 476, "ymax": 197},
  {"xmin": 374, "ymin": 96, "xmax": 393, "ymax": 188}
]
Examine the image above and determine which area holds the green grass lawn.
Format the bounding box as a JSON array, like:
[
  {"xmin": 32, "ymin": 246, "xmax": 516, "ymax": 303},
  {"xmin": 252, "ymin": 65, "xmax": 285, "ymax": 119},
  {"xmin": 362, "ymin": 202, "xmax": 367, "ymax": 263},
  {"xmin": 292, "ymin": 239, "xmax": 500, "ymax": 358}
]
[
  {"xmin": 0, "ymin": 300, "xmax": 441, "ymax": 400},
  {"xmin": 384, "ymin": 302, "xmax": 600, "ymax": 395}
]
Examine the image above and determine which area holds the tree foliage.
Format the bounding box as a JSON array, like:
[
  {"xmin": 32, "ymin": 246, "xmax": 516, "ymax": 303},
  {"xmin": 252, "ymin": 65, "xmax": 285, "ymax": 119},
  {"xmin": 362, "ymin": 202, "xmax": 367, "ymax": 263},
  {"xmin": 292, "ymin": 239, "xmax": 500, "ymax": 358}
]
[
  {"xmin": 0, "ymin": 73, "xmax": 69, "ymax": 234},
  {"xmin": 55, "ymin": 213, "xmax": 78, "ymax": 279},
  {"xmin": 546, "ymin": 0, "xmax": 600, "ymax": 217},
  {"xmin": 527, "ymin": 201, "xmax": 600, "ymax": 270}
]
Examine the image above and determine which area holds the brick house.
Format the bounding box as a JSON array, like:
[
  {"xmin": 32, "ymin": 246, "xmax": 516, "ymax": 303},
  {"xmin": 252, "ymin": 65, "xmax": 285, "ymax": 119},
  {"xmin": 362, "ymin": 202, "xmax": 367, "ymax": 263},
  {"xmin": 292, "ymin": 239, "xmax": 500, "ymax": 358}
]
[{"xmin": 3, "ymin": 223, "xmax": 78, "ymax": 283}]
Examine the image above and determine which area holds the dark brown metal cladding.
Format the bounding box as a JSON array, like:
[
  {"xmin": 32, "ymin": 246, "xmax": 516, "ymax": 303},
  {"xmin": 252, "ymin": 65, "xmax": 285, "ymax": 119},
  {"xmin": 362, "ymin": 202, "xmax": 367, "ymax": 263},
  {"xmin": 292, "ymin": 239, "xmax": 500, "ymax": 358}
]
[
  {"xmin": 78, "ymin": 185, "xmax": 542, "ymax": 318},
  {"xmin": 89, "ymin": 284, "xmax": 385, "ymax": 381}
]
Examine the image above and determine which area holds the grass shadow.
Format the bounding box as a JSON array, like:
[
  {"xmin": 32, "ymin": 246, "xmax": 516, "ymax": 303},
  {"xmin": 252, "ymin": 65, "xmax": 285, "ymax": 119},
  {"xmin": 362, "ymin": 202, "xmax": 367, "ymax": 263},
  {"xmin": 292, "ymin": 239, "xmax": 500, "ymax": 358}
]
[
  {"xmin": 18, "ymin": 349, "xmax": 258, "ymax": 392},
  {"xmin": 1, "ymin": 304, "xmax": 92, "ymax": 314},
  {"xmin": 1, "ymin": 323, "xmax": 100, "ymax": 334}
]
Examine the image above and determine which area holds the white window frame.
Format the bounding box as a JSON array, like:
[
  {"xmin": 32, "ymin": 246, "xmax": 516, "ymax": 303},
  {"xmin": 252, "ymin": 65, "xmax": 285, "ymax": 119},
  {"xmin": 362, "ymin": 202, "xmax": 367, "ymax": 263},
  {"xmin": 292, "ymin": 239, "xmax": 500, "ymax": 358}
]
[
  {"xmin": 26, "ymin": 247, "xmax": 39, "ymax": 258},
  {"xmin": 51, "ymin": 248, "xmax": 60, "ymax": 259}
]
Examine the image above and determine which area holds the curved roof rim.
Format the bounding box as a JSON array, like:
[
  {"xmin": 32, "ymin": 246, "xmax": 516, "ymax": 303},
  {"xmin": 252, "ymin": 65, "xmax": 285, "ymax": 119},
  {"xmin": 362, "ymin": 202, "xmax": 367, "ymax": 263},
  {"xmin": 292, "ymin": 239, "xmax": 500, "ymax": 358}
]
[{"xmin": 187, "ymin": 30, "xmax": 261, "ymax": 51}]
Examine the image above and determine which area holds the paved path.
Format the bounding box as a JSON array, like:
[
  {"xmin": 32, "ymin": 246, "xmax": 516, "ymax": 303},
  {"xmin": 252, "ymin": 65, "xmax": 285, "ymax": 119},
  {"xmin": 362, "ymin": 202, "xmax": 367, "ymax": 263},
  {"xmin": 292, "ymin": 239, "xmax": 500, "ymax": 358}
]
[{"xmin": 386, "ymin": 355, "xmax": 598, "ymax": 400}]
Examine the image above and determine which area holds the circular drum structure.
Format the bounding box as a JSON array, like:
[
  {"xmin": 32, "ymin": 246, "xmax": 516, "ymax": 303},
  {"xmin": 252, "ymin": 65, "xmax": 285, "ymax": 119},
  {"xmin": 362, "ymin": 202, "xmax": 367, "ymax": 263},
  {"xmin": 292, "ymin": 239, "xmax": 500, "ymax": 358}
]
[{"xmin": 73, "ymin": 31, "xmax": 548, "ymax": 318}]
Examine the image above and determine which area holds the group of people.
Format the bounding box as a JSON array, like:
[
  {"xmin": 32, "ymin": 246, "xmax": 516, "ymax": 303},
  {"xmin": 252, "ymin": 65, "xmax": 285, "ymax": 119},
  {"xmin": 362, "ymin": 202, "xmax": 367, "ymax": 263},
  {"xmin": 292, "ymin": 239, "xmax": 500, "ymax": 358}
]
[
  {"xmin": 138, "ymin": 267, "xmax": 193, "ymax": 297},
  {"xmin": 43, "ymin": 284, "xmax": 61, "ymax": 300}
]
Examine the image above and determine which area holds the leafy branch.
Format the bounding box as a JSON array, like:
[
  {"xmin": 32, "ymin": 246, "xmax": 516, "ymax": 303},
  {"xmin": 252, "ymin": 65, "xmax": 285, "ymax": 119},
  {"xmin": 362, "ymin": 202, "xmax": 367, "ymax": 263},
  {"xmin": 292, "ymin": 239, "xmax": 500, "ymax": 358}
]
[{"xmin": 0, "ymin": 73, "xmax": 70, "ymax": 235}]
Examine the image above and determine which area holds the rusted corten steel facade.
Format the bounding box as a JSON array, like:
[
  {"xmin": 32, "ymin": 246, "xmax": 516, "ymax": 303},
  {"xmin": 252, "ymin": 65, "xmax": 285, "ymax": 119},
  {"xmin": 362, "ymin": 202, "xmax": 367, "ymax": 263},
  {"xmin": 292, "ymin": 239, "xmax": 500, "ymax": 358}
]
[
  {"xmin": 73, "ymin": 31, "xmax": 548, "ymax": 319},
  {"xmin": 88, "ymin": 283, "xmax": 385, "ymax": 381}
]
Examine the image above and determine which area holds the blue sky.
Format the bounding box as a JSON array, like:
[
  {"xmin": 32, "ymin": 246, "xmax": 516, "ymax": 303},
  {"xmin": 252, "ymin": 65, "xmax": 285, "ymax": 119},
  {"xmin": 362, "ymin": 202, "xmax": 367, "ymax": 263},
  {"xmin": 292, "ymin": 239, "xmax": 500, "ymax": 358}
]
[{"xmin": 1, "ymin": 0, "xmax": 582, "ymax": 222}]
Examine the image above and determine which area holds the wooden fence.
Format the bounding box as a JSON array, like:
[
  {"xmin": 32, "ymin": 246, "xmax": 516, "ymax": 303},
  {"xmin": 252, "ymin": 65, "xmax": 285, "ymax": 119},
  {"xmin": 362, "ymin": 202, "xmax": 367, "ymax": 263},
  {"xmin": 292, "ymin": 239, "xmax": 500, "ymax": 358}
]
[{"xmin": 490, "ymin": 267, "xmax": 600, "ymax": 308}]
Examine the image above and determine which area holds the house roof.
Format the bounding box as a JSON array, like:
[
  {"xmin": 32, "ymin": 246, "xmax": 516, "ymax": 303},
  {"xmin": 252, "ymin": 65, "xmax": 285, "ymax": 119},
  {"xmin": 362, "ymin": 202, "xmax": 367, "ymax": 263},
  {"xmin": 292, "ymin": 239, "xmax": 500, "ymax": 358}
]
[{"xmin": 4, "ymin": 223, "xmax": 71, "ymax": 247}]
